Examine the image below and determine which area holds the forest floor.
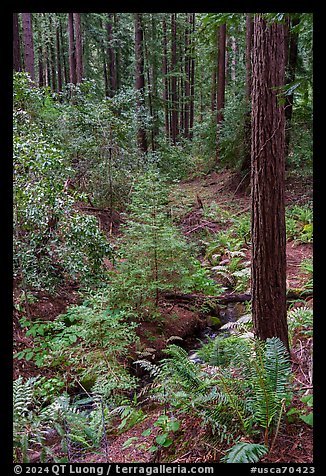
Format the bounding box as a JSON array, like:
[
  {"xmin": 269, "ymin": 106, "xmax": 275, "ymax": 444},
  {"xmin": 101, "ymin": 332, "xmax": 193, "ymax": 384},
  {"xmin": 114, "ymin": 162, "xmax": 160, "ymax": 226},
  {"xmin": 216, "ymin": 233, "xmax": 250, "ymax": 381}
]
[{"xmin": 13, "ymin": 169, "xmax": 313, "ymax": 464}]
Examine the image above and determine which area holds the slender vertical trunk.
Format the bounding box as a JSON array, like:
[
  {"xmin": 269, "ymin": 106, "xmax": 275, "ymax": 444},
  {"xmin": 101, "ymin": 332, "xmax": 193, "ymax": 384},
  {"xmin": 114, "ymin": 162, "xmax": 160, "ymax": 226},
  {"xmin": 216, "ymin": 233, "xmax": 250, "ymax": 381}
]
[
  {"xmin": 216, "ymin": 23, "xmax": 226, "ymax": 161},
  {"xmin": 134, "ymin": 13, "xmax": 148, "ymax": 153},
  {"xmin": 143, "ymin": 24, "xmax": 155, "ymax": 150},
  {"xmin": 107, "ymin": 14, "xmax": 117, "ymax": 96},
  {"xmin": 171, "ymin": 13, "xmax": 178, "ymax": 144},
  {"xmin": 56, "ymin": 19, "xmax": 63, "ymax": 92},
  {"xmin": 68, "ymin": 13, "xmax": 76, "ymax": 84},
  {"xmin": 113, "ymin": 14, "xmax": 121, "ymax": 90},
  {"xmin": 241, "ymin": 14, "xmax": 254, "ymax": 173},
  {"xmin": 74, "ymin": 13, "xmax": 83, "ymax": 83},
  {"xmin": 162, "ymin": 18, "xmax": 169, "ymax": 139},
  {"xmin": 151, "ymin": 14, "xmax": 159, "ymax": 148},
  {"xmin": 251, "ymin": 14, "xmax": 289, "ymax": 351},
  {"xmin": 38, "ymin": 27, "xmax": 44, "ymax": 87},
  {"xmin": 22, "ymin": 13, "xmax": 35, "ymax": 82},
  {"xmin": 285, "ymin": 15, "xmax": 300, "ymax": 159},
  {"xmin": 13, "ymin": 13, "xmax": 22, "ymax": 72},
  {"xmin": 231, "ymin": 36, "xmax": 237, "ymax": 81},
  {"xmin": 59, "ymin": 19, "xmax": 68, "ymax": 85},
  {"xmin": 189, "ymin": 13, "xmax": 195, "ymax": 138},
  {"xmin": 184, "ymin": 14, "xmax": 191, "ymax": 137},
  {"xmin": 49, "ymin": 16, "xmax": 57, "ymax": 92}
]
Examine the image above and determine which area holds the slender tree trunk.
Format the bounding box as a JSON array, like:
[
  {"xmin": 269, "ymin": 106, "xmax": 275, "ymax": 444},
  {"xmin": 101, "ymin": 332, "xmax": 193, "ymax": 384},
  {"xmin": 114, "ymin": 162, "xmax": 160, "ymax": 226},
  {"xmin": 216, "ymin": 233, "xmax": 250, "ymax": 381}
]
[
  {"xmin": 285, "ymin": 15, "xmax": 300, "ymax": 159},
  {"xmin": 68, "ymin": 13, "xmax": 76, "ymax": 84},
  {"xmin": 162, "ymin": 18, "xmax": 169, "ymax": 138},
  {"xmin": 231, "ymin": 35, "xmax": 237, "ymax": 81},
  {"xmin": 171, "ymin": 13, "xmax": 178, "ymax": 144},
  {"xmin": 184, "ymin": 14, "xmax": 191, "ymax": 137},
  {"xmin": 134, "ymin": 13, "xmax": 148, "ymax": 153},
  {"xmin": 49, "ymin": 15, "xmax": 57, "ymax": 92},
  {"xmin": 22, "ymin": 13, "xmax": 35, "ymax": 81},
  {"xmin": 151, "ymin": 14, "xmax": 159, "ymax": 148},
  {"xmin": 241, "ymin": 14, "xmax": 254, "ymax": 174},
  {"xmin": 56, "ymin": 19, "xmax": 63, "ymax": 92},
  {"xmin": 251, "ymin": 14, "xmax": 289, "ymax": 351},
  {"xmin": 74, "ymin": 13, "xmax": 83, "ymax": 83},
  {"xmin": 59, "ymin": 19, "xmax": 68, "ymax": 85},
  {"xmin": 106, "ymin": 14, "xmax": 117, "ymax": 96},
  {"xmin": 216, "ymin": 23, "xmax": 226, "ymax": 161},
  {"xmin": 114, "ymin": 14, "xmax": 121, "ymax": 90},
  {"xmin": 189, "ymin": 13, "xmax": 195, "ymax": 138},
  {"xmin": 13, "ymin": 13, "xmax": 22, "ymax": 72}
]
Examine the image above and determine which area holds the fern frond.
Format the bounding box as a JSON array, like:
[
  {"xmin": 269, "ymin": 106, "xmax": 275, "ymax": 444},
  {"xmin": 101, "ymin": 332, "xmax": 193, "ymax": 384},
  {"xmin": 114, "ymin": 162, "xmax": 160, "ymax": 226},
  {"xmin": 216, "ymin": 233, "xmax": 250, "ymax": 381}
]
[{"xmin": 221, "ymin": 442, "xmax": 268, "ymax": 463}]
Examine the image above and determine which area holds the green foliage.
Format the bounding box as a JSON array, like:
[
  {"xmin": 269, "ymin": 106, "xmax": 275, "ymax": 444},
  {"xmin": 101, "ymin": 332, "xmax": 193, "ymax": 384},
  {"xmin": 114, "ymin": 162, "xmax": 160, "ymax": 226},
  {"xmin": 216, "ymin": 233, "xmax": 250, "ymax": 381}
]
[
  {"xmin": 287, "ymin": 306, "xmax": 313, "ymax": 343},
  {"xmin": 287, "ymin": 394, "xmax": 313, "ymax": 427},
  {"xmin": 221, "ymin": 442, "xmax": 268, "ymax": 463},
  {"xmin": 13, "ymin": 73, "xmax": 113, "ymax": 291},
  {"xmin": 137, "ymin": 337, "xmax": 292, "ymax": 449},
  {"xmin": 286, "ymin": 204, "xmax": 313, "ymax": 243},
  {"xmin": 108, "ymin": 171, "xmax": 208, "ymax": 317}
]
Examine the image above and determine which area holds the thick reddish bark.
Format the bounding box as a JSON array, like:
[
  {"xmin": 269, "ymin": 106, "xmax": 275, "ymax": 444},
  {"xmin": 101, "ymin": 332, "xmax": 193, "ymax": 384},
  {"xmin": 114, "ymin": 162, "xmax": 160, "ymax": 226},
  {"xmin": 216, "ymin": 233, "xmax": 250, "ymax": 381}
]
[
  {"xmin": 49, "ymin": 16, "xmax": 57, "ymax": 92},
  {"xmin": 134, "ymin": 13, "xmax": 147, "ymax": 153},
  {"xmin": 13, "ymin": 13, "xmax": 21, "ymax": 72},
  {"xmin": 251, "ymin": 15, "xmax": 289, "ymax": 351},
  {"xmin": 22, "ymin": 13, "xmax": 35, "ymax": 81},
  {"xmin": 59, "ymin": 19, "xmax": 68, "ymax": 85},
  {"xmin": 68, "ymin": 13, "xmax": 76, "ymax": 84},
  {"xmin": 73, "ymin": 13, "xmax": 83, "ymax": 83}
]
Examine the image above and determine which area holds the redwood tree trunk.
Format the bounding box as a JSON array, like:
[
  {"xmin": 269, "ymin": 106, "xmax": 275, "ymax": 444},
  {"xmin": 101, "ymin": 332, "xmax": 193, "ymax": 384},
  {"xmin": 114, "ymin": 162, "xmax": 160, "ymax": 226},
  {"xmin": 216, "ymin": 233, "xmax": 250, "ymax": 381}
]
[
  {"xmin": 170, "ymin": 13, "xmax": 178, "ymax": 144},
  {"xmin": 13, "ymin": 13, "xmax": 21, "ymax": 72},
  {"xmin": 241, "ymin": 14, "xmax": 254, "ymax": 173},
  {"xmin": 162, "ymin": 18, "xmax": 169, "ymax": 138},
  {"xmin": 74, "ymin": 13, "xmax": 83, "ymax": 83},
  {"xmin": 216, "ymin": 23, "xmax": 226, "ymax": 161},
  {"xmin": 134, "ymin": 13, "xmax": 147, "ymax": 153},
  {"xmin": 285, "ymin": 15, "xmax": 300, "ymax": 159},
  {"xmin": 189, "ymin": 13, "xmax": 195, "ymax": 138},
  {"xmin": 107, "ymin": 14, "xmax": 117, "ymax": 96},
  {"xmin": 68, "ymin": 13, "xmax": 76, "ymax": 84},
  {"xmin": 22, "ymin": 13, "xmax": 35, "ymax": 81},
  {"xmin": 56, "ymin": 21, "xmax": 63, "ymax": 92},
  {"xmin": 251, "ymin": 14, "xmax": 289, "ymax": 351}
]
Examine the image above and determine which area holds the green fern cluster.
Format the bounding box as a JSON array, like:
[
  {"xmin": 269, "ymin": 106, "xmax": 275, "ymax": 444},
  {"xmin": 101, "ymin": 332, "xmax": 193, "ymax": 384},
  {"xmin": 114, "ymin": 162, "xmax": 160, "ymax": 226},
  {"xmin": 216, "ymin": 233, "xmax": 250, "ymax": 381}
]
[{"xmin": 137, "ymin": 336, "xmax": 292, "ymax": 461}]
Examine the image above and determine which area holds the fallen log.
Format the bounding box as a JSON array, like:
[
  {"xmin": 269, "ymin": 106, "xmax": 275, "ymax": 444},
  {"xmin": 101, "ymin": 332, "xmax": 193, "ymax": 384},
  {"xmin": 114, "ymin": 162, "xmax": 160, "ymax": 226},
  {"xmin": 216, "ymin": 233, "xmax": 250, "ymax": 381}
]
[{"xmin": 163, "ymin": 289, "xmax": 312, "ymax": 306}]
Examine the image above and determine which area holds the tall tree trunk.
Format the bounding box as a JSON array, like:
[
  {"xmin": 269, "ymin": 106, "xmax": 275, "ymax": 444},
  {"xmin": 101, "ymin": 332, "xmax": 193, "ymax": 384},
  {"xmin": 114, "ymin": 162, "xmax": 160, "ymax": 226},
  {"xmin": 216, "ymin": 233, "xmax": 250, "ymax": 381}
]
[
  {"xmin": 170, "ymin": 13, "xmax": 178, "ymax": 144},
  {"xmin": 151, "ymin": 14, "xmax": 159, "ymax": 148},
  {"xmin": 285, "ymin": 15, "xmax": 300, "ymax": 159},
  {"xmin": 189, "ymin": 13, "xmax": 195, "ymax": 138},
  {"xmin": 56, "ymin": 19, "xmax": 63, "ymax": 92},
  {"xmin": 49, "ymin": 15, "xmax": 57, "ymax": 92},
  {"xmin": 13, "ymin": 13, "xmax": 22, "ymax": 72},
  {"xmin": 251, "ymin": 14, "xmax": 289, "ymax": 351},
  {"xmin": 59, "ymin": 19, "xmax": 68, "ymax": 85},
  {"xmin": 184, "ymin": 14, "xmax": 191, "ymax": 137},
  {"xmin": 106, "ymin": 14, "xmax": 117, "ymax": 96},
  {"xmin": 162, "ymin": 18, "xmax": 169, "ymax": 139},
  {"xmin": 74, "ymin": 13, "xmax": 83, "ymax": 83},
  {"xmin": 22, "ymin": 13, "xmax": 35, "ymax": 82},
  {"xmin": 231, "ymin": 36, "xmax": 237, "ymax": 81},
  {"xmin": 134, "ymin": 13, "xmax": 148, "ymax": 153},
  {"xmin": 114, "ymin": 14, "xmax": 121, "ymax": 90},
  {"xmin": 241, "ymin": 14, "xmax": 254, "ymax": 174},
  {"xmin": 68, "ymin": 13, "xmax": 76, "ymax": 84},
  {"xmin": 216, "ymin": 23, "xmax": 226, "ymax": 161}
]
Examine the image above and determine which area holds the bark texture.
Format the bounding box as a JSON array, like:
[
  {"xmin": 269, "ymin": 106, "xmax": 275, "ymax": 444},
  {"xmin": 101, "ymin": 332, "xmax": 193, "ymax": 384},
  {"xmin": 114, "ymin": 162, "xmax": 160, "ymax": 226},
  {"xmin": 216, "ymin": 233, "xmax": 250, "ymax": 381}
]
[
  {"xmin": 134, "ymin": 13, "xmax": 147, "ymax": 153},
  {"xmin": 22, "ymin": 13, "xmax": 35, "ymax": 81},
  {"xmin": 13, "ymin": 13, "xmax": 21, "ymax": 72},
  {"xmin": 74, "ymin": 13, "xmax": 83, "ymax": 83},
  {"xmin": 251, "ymin": 15, "xmax": 289, "ymax": 350},
  {"xmin": 68, "ymin": 13, "xmax": 76, "ymax": 84}
]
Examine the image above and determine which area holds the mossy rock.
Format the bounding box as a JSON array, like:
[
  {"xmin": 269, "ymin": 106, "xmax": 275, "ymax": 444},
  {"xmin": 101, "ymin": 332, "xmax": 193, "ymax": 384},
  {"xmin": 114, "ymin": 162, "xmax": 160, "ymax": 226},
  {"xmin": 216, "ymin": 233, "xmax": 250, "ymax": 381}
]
[
  {"xmin": 80, "ymin": 375, "xmax": 96, "ymax": 391},
  {"xmin": 207, "ymin": 315, "xmax": 222, "ymax": 327}
]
